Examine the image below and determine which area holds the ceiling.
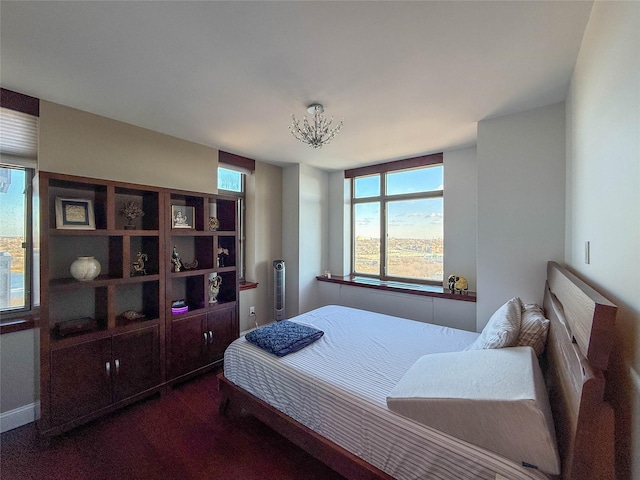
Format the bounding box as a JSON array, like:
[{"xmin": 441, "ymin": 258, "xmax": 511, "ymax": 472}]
[{"xmin": 0, "ymin": 1, "xmax": 593, "ymax": 171}]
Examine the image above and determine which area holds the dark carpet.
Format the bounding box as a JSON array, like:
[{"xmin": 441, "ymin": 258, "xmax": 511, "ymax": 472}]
[{"xmin": 0, "ymin": 370, "xmax": 347, "ymax": 480}]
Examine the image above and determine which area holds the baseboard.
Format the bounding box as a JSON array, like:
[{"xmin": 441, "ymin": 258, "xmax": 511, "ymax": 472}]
[{"xmin": 0, "ymin": 402, "xmax": 39, "ymax": 433}]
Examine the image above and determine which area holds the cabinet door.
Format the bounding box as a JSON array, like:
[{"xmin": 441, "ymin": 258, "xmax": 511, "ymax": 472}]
[
  {"xmin": 207, "ymin": 306, "xmax": 238, "ymax": 361},
  {"xmin": 50, "ymin": 338, "xmax": 112, "ymax": 426},
  {"xmin": 170, "ymin": 313, "xmax": 208, "ymax": 379},
  {"xmin": 112, "ymin": 326, "xmax": 161, "ymax": 402}
]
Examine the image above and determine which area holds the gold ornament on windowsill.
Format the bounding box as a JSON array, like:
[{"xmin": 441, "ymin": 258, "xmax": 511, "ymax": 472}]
[{"xmin": 447, "ymin": 274, "xmax": 468, "ymax": 294}]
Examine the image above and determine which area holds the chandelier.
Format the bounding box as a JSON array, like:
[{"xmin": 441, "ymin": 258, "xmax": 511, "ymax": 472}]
[{"xmin": 289, "ymin": 104, "xmax": 343, "ymax": 149}]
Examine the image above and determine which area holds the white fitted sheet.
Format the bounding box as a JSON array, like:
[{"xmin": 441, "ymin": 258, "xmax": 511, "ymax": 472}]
[{"xmin": 224, "ymin": 305, "xmax": 551, "ymax": 480}]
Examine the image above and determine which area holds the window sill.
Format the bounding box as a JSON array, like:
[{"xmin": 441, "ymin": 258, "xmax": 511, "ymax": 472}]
[
  {"xmin": 0, "ymin": 310, "xmax": 39, "ymax": 334},
  {"xmin": 316, "ymin": 275, "xmax": 476, "ymax": 302},
  {"xmin": 239, "ymin": 281, "xmax": 258, "ymax": 291}
]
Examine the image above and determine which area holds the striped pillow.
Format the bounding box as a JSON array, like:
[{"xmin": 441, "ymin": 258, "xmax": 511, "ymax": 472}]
[{"xmin": 516, "ymin": 304, "xmax": 550, "ymax": 356}]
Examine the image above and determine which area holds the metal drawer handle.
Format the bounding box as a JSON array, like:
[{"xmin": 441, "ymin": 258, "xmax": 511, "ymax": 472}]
[
  {"xmin": 208, "ymin": 331, "xmax": 213, "ymax": 344},
  {"xmin": 204, "ymin": 332, "xmax": 208, "ymax": 344},
  {"xmin": 105, "ymin": 361, "xmax": 111, "ymax": 375},
  {"xmin": 115, "ymin": 359, "xmax": 120, "ymax": 373}
]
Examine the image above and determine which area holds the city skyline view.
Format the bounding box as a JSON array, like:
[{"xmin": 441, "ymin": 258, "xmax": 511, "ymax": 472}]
[
  {"xmin": 353, "ymin": 166, "xmax": 444, "ymax": 282},
  {"xmin": 0, "ymin": 168, "xmax": 27, "ymax": 309}
]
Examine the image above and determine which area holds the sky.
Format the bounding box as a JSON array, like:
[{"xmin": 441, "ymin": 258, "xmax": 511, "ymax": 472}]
[
  {"xmin": 354, "ymin": 166, "xmax": 444, "ymax": 239},
  {"xmin": 0, "ymin": 168, "xmax": 26, "ymax": 237}
]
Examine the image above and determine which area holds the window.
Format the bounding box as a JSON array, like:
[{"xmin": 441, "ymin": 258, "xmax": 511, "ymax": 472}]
[
  {"xmin": 217, "ymin": 166, "xmax": 246, "ymax": 281},
  {"xmin": 218, "ymin": 167, "xmax": 243, "ymax": 193},
  {"xmin": 217, "ymin": 151, "xmax": 255, "ymax": 284},
  {"xmin": 347, "ymin": 154, "xmax": 443, "ymax": 285},
  {"xmin": 0, "ymin": 166, "xmax": 33, "ymax": 312},
  {"xmin": 0, "ymin": 90, "xmax": 39, "ymax": 321}
]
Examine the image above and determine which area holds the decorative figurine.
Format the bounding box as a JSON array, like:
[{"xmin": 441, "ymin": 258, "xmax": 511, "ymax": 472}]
[
  {"xmin": 171, "ymin": 246, "xmax": 183, "ymax": 272},
  {"xmin": 117, "ymin": 310, "xmax": 146, "ymax": 324},
  {"xmin": 173, "ymin": 210, "xmax": 189, "ymax": 227},
  {"xmin": 119, "ymin": 201, "xmax": 144, "ymax": 230},
  {"xmin": 447, "ymin": 274, "xmax": 457, "ymax": 293},
  {"xmin": 182, "ymin": 259, "xmax": 198, "ymax": 270},
  {"xmin": 447, "ymin": 274, "xmax": 469, "ymax": 294},
  {"xmin": 208, "ymin": 216, "xmax": 220, "ymax": 231},
  {"xmin": 455, "ymin": 276, "xmax": 469, "ymax": 294},
  {"xmin": 217, "ymin": 247, "xmax": 229, "ymax": 267},
  {"xmin": 131, "ymin": 252, "xmax": 148, "ymax": 276},
  {"xmin": 208, "ymin": 274, "xmax": 222, "ymax": 304}
]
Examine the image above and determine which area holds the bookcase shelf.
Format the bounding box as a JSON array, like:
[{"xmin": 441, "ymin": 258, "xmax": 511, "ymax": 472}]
[{"xmin": 38, "ymin": 172, "xmax": 239, "ymax": 437}]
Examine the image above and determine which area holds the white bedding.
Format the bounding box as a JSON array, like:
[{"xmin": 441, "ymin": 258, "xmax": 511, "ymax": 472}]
[{"xmin": 224, "ymin": 305, "xmax": 551, "ymax": 480}]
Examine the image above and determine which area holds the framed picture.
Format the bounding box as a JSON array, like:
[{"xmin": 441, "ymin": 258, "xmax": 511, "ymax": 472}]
[
  {"xmin": 172, "ymin": 205, "xmax": 195, "ymax": 229},
  {"xmin": 55, "ymin": 198, "xmax": 96, "ymax": 230}
]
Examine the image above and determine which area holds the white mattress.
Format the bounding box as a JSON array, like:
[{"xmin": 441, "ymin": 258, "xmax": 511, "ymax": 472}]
[{"xmin": 224, "ymin": 305, "xmax": 551, "ymax": 480}]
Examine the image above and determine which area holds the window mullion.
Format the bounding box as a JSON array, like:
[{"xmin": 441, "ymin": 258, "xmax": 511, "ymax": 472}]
[
  {"xmin": 380, "ymin": 172, "xmax": 387, "ymax": 279},
  {"xmin": 381, "ymin": 199, "xmax": 386, "ymax": 279}
]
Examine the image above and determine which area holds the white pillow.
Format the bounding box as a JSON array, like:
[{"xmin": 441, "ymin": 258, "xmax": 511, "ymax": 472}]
[
  {"xmin": 386, "ymin": 347, "xmax": 560, "ymax": 474},
  {"xmin": 516, "ymin": 304, "xmax": 550, "ymax": 355},
  {"xmin": 466, "ymin": 297, "xmax": 522, "ymax": 350}
]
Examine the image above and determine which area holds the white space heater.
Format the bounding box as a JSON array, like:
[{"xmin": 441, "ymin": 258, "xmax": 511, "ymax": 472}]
[{"xmin": 273, "ymin": 259, "xmax": 286, "ymax": 321}]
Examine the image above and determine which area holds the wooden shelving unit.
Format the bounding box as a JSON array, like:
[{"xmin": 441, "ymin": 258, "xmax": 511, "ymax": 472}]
[
  {"xmin": 38, "ymin": 172, "xmax": 239, "ymax": 437},
  {"xmin": 164, "ymin": 190, "xmax": 239, "ymax": 384}
]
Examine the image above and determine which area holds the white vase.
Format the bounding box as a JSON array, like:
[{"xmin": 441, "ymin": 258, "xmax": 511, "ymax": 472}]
[{"xmin": 70, "ymin": 256, "xmax": 101, "ymax": 282}]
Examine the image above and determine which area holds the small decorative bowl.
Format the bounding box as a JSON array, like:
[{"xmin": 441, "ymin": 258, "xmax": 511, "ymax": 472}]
[{"xmin": 117, "ymin": 310, "xmax": 146, "ymax": 324}]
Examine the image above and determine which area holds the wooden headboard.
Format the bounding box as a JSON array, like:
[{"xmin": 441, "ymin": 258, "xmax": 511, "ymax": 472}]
[{"xmin": 543, "ymin": 261, "xmax": 617, "ymax": 480}]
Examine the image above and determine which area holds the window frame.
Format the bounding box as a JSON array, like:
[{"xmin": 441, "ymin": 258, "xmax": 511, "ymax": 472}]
[
  {"xmin": 217, "ymin": 151, "xmax": 256, "ymax": 284},
  {"xmin": 0, "ymin": 165, "xmax": 35, "ymax": 316},
  {"xmin": 346, "ymin": 153, "xmax": 444, "ymax": 286},
  {"xmin": 217, "ymin": 169, "xmax": 246, "ymax": 281},
  {"xmin": 0, "ymin": 89, "xmax": 40, "ymax": 332}
]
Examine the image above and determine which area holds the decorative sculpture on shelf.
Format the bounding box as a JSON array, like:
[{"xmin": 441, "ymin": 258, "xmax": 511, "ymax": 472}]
[
  {"xmin": 171, "ymin": 246, "xmax": 183, "ymax": 272},
  {"xmin": 119, "ymin": 201, "xmax": 144, "ymax": 230},
  {"xmin": 182, "ymin": 259, "xmax": 198, "ymax": 270},
  {"xmin": 217, "ymin": 247, "xmax": 229, "ymax": 267},
  {"xmin": 131, "ymin": 252, "xmax": 148, "ymax": 276},
  {"xmin": 209, "ymin": 274, "xmax": 222, "ymax": 304},
  {"xmin": 208, "ymin": 216, "xmax": 220, "ymax": 231}
]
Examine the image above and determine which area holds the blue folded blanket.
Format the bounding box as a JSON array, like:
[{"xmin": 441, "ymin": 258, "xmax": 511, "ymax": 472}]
[{"xmin": 245, "ymin": 320, "xmax": 324, "ymax": 357}]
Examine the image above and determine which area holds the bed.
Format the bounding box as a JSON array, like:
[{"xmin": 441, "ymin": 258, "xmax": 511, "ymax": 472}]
[{"xmin": 218, "ymin": 262, "xmax": 617, "ymax": 480}]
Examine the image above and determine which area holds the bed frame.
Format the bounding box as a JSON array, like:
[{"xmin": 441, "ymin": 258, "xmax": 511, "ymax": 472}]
[{"xmin": 218, "ymin": 261, "xmax": 617, "ymax": 480}]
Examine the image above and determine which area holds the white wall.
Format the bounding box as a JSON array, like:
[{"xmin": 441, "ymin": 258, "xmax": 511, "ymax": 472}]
[
  {"xmin": 297, "ymin": 164, "xmax": 329, "ymax": 313},
  {"xmin": 239, "ymin": 161, "xmax": 283, "ymax": 332},
  {"xmin": 443, "ymin": 146, "xmax": 477, "ymax": 292},
  {"xmin": 327, "ymin": 171, "xmax": 350, "ymax": 277},
  {"xmin": 39, "ymin": 101, "xmax": 218, "ymax": 193},
  {"xmin": 318, "ymin": 281, "xmax": 476, "ymax": 332},
  {"xmin": 282, "ymin": 165, "xmax": 300, "ymax": 318},
  {"xmin": 476, "ymin": 103, "xmax": 566, "ymax": 330},
  {"xmin": 281, "ymin": 163, "xmax": 329, "ymax": 317},
  {"xmin": 0, "ymin": 329, "xmax": 38, "ymax": 432},
  {"xmin": 565, "ymin": 1, "xmax": 640, "ymax": 477}
]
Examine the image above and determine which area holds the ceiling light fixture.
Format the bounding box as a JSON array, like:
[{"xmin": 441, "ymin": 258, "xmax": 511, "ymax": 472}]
[{"xmin": 289, "ymin": 104, "xmax": 343, "ymax": 149}]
